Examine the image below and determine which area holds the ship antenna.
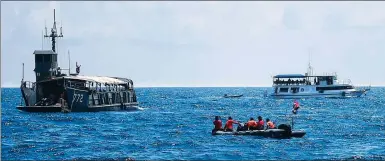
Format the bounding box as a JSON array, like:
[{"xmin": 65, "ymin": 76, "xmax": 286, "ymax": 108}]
[
  {"xmin": 41, "ymin": 30, "xmax": 44, "ymax": 50},
  {"xmin": 307, "ymin": 50, "xmax": 313, "ymax": 76},
  {"xmin": 45, "ymin": 20, "xmax": 47, "ymax": 36},
  {"xmin": 44, "ymin": 9, "xmax": 63, "ymax": 53},
  {"xmin": 68, "ymin": 50, "xmax": 71, "ymax": 75},
  {"xmin": 22, "ymin": 63, "xmax": 25, "ymax": 81}
]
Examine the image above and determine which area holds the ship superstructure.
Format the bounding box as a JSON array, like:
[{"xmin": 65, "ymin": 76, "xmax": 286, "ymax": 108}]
[{"xmin": 18, "ymin": 9, "xmax": 139, "ymax": 112}]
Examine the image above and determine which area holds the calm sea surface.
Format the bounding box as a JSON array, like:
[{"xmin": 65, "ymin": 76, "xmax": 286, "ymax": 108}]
[{"xmin": 2, "ymin": 87, "xmax": 385, "ymax": 160}]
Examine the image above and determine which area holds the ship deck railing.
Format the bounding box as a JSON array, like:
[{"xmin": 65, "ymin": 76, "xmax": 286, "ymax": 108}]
[{"xmin": 66, "ymin": 80, "xmax": 134, "ymax": 93}]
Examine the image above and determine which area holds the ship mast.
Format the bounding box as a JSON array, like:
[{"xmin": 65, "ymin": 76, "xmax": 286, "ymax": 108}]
[
  {"xmin": 306, "ymin": 50, "xmax": 313, "ymax": 76},
  {"xmin": 44, "ymin": 9, "xmax": 63, "ymax": 53}
]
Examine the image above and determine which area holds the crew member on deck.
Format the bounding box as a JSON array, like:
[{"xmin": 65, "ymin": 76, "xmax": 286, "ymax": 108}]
[
  {"xmin": 76, "ymin": 62, "xmax": 81, "ymax": 74},
  {"xmin": 213, "ymin": 116, "xmax": 223, "ymax": 132},
  {"xmin": 224, "ymin": 116, "xmax": 239, "ymax": 132},
  {"xmin": 257, "ymin": 116, "xmax": 264, "ymax": 130},
  {"xmin": 265, "ymin": 118, "xmax": 275, "ymax": 129}
]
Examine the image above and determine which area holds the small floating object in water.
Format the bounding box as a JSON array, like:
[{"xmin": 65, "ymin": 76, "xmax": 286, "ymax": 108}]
[{"xmin": 223, "ymin": 94, "xmax": 243, "ymax": 98}]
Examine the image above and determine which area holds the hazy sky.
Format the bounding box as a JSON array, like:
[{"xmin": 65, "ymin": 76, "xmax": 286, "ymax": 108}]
[{"xmin": 2, "ymin": 1, "xmax": 385, "ymax": 87}]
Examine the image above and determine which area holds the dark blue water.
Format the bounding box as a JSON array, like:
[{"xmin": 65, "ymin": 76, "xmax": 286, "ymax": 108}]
[{"xmin": 2, "ymin": 87, "xmax": 385, "ymax": 160}]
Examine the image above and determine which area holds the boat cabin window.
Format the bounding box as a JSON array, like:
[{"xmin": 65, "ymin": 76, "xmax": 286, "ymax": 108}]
[
  {"xmin": 291, "ymin": 87, "xmax": 299, "ymax": 93},
  {"xmin": 316, "ymin": 86, "xmax": 353, "ymax": 91},
  {"xmin": 279, "ymin": 88, "xmax": 288, "ymax": 93}
]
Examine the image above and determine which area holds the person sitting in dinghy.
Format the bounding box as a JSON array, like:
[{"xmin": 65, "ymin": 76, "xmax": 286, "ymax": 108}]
[
  {"xmin": 212, "ymin": 116, "xmax": 223, "ymax": 132},
  {"xmin": 224, "ymin": 116, "xmax": 240, "ymax": 132},
  {"xmin": 247, "ymin": 117, "xmax": 258, "ymax": 130},
  {"xmin": 256, "ymin": 116, "xmax": 265, "ymax": 130},
  {"xmin": 265, "ymin": 118, "xmax": 276, "ymax": 129}
]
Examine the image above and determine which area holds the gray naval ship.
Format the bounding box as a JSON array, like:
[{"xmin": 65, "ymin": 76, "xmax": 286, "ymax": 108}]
[{"xmin": 17, "ymin": 9, "xmax": 139, "ymax": 112}]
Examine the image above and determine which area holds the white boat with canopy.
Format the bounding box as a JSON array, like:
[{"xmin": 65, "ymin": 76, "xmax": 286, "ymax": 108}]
[{"xmin": 270, "ymin": 63, "xmax": 370, "ymax": 99}]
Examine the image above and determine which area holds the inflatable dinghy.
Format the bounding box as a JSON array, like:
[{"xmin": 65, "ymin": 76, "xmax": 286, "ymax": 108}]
[
  {"xmin": 212, "ymin": 124, "xmax": 306, "ymax": 138},
  {"xmin": 223, "ymin": 94, "xmax": 243, "ymax": 98}
]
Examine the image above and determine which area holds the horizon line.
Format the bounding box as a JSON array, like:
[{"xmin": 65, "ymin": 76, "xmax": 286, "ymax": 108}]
[{"xmin": 1, "ymin": 85, "xmax": 384, "ymax": 88}]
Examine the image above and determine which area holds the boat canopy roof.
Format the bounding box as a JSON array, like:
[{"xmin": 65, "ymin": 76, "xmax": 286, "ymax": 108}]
[
  {"xmin": 64, "ymin": 75, "xmax": 129, "ymax": 84},
  {"xmin": 274, "ymin": 74, "xmax": 305, "ymax": 78},
  {"xmin": 33, "ymin": 50, "xmax": 57, "ymax": 55},
  {"xmin": 38, "ymin": 75, "xmax": 132, "ymax": 85},
  {"xmin": 274, "ymin": 74, "xmax": 337, "ymax": 79}
]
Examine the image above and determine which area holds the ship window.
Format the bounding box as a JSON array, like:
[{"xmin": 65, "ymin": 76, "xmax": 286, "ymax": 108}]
[
  {"xmin": 36, "ymin": 55, "xmax": 43, "ymax": 62},
  {"xmin": 316, "ymin": 86, "xmax": 353, "ymax": 91},
  {"xmin": 291, "ymin": 87, "xmax": 299, "ymax": 93},
  {"xmin": 279, "ymin": 88, "xmax": 288, "ymax": 93},
  {"xmin": 44, "ymin": 55, "xmax": 51, "ymax": 62}
]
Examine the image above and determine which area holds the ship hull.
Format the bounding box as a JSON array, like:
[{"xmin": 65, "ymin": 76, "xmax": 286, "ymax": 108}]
[
  {"xmin": 16, "ymin": 102, "xmax": 139, "ymax": 112},
  {"xmin": 16, "ymin": 106, "xmax": 62, "ymax": 112},
  {"xmin": 18, "ymin": 85, "xmax": 140, "ymax": 112},
  {"xmin": 270, "ymin": 91, "xmax": 365, "ymax": 99},
  {"xmin": 270, "ymin": 85, "xmax": 367, "ymax": 99}
]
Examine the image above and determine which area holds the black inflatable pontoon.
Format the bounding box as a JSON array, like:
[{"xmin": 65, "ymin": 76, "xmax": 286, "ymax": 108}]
[
  {"xmin": 213, "ymin": 129, "xmax": 305, "ymax": 138},
  {"xmin": 212, "ymin": 124, "xmax": 306, "ymax": 138}
]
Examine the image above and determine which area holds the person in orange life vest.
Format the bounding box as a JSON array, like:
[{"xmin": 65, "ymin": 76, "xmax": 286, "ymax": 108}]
[
  {"xmin": 213, "ymin": 116, "xmax": 223, "ymax": 131},
  {"xmin": 265, "ymin": 118, "xmax": 275, "ymax": 129},
  {"xmin": 224, "ymin": 116, "xmax": 240, "ymax": 132},
  {"xmin": 247, "ymin": 117, "xmax": 258, "ymax": 130},
  {"xmin": 256, "ymin": 116, "xmax": 265, "ymax": 130}
]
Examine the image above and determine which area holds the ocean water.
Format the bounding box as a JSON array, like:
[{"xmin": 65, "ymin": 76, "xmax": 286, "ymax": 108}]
[{"xmin": 2, "ymin": 87, "xmax": 385, "ymax": 160}]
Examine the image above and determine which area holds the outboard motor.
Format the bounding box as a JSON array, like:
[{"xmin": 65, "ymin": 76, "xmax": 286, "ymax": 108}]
[{"xmin": 278, "ymin": 124, "xmax": 292, "ymax": 138}]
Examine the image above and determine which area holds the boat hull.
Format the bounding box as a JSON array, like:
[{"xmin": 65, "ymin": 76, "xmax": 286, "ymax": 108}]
[
  {"xmin": 224, "ymin": 95, "xmax": 243, "ymax": 98},
  {"xmin": 213, "ymin": 129, "xmax": 306, "ymax": 138},
  {"xmin": 16, "ymin": 102, "xmax": 139, "ymax": 112},
  {"xmin": 270, "ymin": 90, "xmax": 365, "ymax": 99}
]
